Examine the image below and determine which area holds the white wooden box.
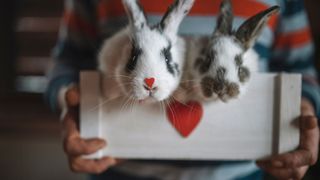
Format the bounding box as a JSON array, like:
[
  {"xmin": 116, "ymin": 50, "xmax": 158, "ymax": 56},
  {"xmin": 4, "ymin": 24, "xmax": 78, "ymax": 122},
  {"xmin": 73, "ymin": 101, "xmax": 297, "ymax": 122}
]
[{"xmin": 80, "ymin": 71, "xmax": 301, "ymax": 160}]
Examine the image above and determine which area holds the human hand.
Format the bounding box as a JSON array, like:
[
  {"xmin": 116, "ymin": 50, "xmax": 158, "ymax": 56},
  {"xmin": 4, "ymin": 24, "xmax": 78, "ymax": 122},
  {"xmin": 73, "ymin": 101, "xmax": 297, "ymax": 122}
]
[
  {"xmin": 256, "ymin": 98, "xmax": 319, "ymax": 179},
  {"xmin": 61, "ymin": 85, "xmax": 118, "ymax": 174}
]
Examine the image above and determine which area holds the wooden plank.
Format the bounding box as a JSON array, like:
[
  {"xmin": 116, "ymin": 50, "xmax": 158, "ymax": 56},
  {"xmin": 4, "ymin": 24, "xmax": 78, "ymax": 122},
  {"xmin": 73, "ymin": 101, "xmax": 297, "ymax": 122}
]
[
  {"xmin": 16, "ymin": 17, "xmax": 60, "ymax": 33},
  {"xmin": 0, "ymin": 93, "xmax": 59, "ymax": 135},
  {"xmin": 18, "ymin": 0, "xmax": 63, "ymax": 17},
  {"xmin": 80, "ymin": 71, "xmax": 301, "ymax": 160},
  {"xmin": 80, "ymin": 72, "xmax": 102, "ymax": 158},
  {"xmin": 16, "ymin": 32, "xmax": 58, "ymax": 57},
  {"xmin": 16, "ymin": 57, "xmax": 52, "ymax": 75},
  {"xmin": 276, "ymin": 74, "xmax": 301, "ymax": 154}
]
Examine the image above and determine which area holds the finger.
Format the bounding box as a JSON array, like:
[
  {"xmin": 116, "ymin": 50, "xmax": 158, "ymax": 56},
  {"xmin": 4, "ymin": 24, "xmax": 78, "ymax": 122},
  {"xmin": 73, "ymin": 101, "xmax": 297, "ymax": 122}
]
[
  {"xmin": 71, "ymin": 157, "xmax": 116, "ymax": 174},
  {"xmin": 258, "ymin": 163, "xmax": 308, "ymax": 180},
  {"xmin": 267, "ymin": 150, "xmax": 314, "ymax": 168},
  {"xmin": 257, "ymin": 161, "xmax": 290, "ymax": 179},
  {"xmin": 266, "ymin": 168, "xmax": 306, "ymax": 180},
  {"xmin": 296, "ymin": 166, "xmax": 309, "ymax": 180},
  {"xmin": 66, "ymin": 85, "xmax": 80, "ymax": 107},
  {"xmin": 64, "ymin": 137, "xmax": 106, "ymax": 156},
  {"xmin": 70, "ymin": 157, "xmax": 117, "ymax": 174},
  {"xmin": 301, "ymin": 98, "xmax": 316, "ymax": 116},
  {"xmin": 266, "ymin": 116, "xmax": 319, "ymax": 168},
  {"xmin": 115, "ymin": 159, "xmax": 127, "ymax": 164},
  {"xmin": 256, "ymin": 160, "xmax": 284, "ymax": 169},
  {"xmin": 62, "ymin": 111, "xmax": 80, "ymax": 138},
  {"xmin": 300, "ymin": 116, "xmax": 318, "ymax": 131},
  {"xmin": 300, "ymin": 116, "xmax": 319, "ymax": 165}
]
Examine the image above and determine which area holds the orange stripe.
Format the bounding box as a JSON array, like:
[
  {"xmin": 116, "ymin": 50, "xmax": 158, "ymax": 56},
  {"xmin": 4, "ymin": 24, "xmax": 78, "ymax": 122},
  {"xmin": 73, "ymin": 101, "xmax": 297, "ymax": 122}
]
[
  {"xmin": 63, "ymin": 11, "xmax": 97, "ymax": 37},
  {"xmin": 274, "ymin": 27, "xmax": 312, "ymax": 48},
  {"xmin": 97, "ymin": 0, "xmax": 278, "ymax": 30}
]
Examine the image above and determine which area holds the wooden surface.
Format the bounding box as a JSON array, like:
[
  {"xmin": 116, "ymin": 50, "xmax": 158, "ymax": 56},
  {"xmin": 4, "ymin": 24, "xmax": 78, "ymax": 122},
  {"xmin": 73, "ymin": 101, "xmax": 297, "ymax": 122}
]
[
  {"xmin": 80, "ymin": 71, "xmax": 301, "ymax": 160},
  {"xmin": 0, "ymin": 94, "xmax": 59, "ymax": 135}
]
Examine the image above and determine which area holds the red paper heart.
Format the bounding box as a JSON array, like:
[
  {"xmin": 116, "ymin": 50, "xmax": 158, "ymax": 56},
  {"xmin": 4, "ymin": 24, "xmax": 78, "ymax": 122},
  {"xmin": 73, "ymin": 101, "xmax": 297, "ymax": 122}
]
[{"xmin": 166, "ymin": 100, "xmax": 203, "ymax": 138}]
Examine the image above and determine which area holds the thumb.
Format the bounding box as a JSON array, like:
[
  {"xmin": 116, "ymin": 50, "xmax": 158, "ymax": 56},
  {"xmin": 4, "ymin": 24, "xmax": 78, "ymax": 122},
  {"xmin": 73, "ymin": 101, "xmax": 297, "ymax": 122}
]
[
  {"xmin": 66, "ymin": 85, "xmax": 80, "ymax": 108},
  {"xmin": 300, "ymin": 116, "xmax": 318, "ymax": 131}
]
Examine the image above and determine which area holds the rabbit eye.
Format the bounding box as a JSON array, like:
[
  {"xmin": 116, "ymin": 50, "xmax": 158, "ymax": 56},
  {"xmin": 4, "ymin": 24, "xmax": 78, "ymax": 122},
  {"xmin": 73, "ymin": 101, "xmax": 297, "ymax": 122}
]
[
  {"xmin": 161, "ymin": 44, "xmax": 176, "ymax": 76},
  {"xmin": 163, "ymin": 48, "xmax": 172, "ymax": 63},
  {"xmin": 126, "ymin": 45, "xmax": 142, "ymax": 73},
  {"xmin": 132, "ymin": 54, "xmax": 139, "ymax": 62},
  {"xmin": 235, "ymin": 54, "xmax": 243, "ymax": 66},
  {"xmin": 238, "ymin": 66, "xmax": 250, "ymax": 83}
]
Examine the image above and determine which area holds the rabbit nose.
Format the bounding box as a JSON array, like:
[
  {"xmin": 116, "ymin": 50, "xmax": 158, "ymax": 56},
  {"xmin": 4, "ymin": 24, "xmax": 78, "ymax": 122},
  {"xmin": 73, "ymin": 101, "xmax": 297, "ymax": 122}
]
[
  {"xmin": 144, "ymin": 77, "xmax": 158, "ymax": 91},
  {"xmin": 144, "ymin": 77, "xmax": 155, "ymax": 88}
]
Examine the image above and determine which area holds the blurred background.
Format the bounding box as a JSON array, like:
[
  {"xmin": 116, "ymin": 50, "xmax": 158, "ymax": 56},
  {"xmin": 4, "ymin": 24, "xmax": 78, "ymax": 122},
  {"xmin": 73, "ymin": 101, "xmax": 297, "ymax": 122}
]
[
  {"xmin": 0, "ymin": 0, "xmax": 85, "ymax": 180},
  {"xmin": 0, "ymin": 0, "xmax": 319, "ymax": 180}
]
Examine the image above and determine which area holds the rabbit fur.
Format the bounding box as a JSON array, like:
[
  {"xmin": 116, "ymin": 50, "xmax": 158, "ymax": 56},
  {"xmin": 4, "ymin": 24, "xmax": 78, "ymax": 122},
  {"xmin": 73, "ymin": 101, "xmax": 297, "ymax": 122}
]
[
  {"xmin": 98, "ymin": 0, "xmax": 279, "ymax": 105},
  {"xmin": 98, "ymin": 0, "xmax": 195, "ymax": 103},
  {"xmin": 175, "ymin": 0, "xmax": 280, "ymax": 103}
]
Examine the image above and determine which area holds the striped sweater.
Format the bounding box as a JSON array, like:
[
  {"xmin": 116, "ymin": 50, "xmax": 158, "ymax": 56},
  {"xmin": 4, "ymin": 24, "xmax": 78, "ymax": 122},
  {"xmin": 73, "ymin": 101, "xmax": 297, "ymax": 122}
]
[{"xmin": 46, "ymin": 0, "xmax": 320, "ymax": 179}]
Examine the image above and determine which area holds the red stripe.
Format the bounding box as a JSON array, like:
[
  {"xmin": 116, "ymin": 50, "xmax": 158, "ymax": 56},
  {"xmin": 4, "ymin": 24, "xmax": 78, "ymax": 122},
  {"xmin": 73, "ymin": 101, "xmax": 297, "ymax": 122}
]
[
  {"xmin": 97, "ymin": 0, "xmax": 109, "ymax": 21},
  {"xmin": 63, "ymin": 11, "xmax": 97, "ymax": 38},
  {"xmin": 274, "ymin": 27, "xmax": 312, "ymax": 48},
  {"xmin": 97, "ymin": 0, "xmax": 278, "ymax": 30}
]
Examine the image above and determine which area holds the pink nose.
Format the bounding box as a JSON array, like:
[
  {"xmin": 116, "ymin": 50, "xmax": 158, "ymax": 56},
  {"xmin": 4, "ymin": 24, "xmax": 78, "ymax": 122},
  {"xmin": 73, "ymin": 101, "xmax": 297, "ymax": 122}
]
[{"xmin": 144, "ymin": 77, "xmax": 155, "ymax": 88}]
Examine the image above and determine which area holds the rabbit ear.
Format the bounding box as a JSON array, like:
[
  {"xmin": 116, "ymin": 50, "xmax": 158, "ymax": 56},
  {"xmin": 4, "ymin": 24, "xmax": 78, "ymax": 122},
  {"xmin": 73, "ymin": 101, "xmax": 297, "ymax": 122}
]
[
  {"xmin": 122, "ymin": 0, "xmax": 148, "ymax": 31},
  {"xmin": 215, "ymin": 0, "xmax": 233, "ymax": 35},
  {"xmin": 159, "ymin": 0, "xmax": 195, "ymax": 39},
  {"xmin": 235, "ymin": 6, "xmax": 280, "ymax": 50}
]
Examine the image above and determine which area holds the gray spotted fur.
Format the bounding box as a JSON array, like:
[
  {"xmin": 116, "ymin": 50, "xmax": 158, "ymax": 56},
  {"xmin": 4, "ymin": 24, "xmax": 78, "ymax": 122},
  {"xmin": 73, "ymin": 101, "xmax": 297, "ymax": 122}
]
[{"xmin": 177, "ymin": 0, "xmax": 280, "ymax": 102}]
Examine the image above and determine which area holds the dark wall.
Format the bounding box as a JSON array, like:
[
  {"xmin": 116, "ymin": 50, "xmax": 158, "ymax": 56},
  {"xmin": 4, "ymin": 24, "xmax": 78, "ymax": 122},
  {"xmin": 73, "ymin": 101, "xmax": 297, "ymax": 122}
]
[{"xmin": 0, "ymin": 1, "xmax": 16, "ymax": 97}]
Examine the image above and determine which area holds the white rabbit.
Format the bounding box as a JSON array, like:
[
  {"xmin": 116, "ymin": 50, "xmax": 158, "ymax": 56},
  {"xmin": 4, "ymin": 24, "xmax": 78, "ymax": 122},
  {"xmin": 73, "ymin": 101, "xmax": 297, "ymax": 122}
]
[
  {"xmin": 98, "ymin": 0, "xmax": 195, "ymax": 103},
  {"xmin": 176, "ymin": 0, "xmax": 280, "ymax": 102}
]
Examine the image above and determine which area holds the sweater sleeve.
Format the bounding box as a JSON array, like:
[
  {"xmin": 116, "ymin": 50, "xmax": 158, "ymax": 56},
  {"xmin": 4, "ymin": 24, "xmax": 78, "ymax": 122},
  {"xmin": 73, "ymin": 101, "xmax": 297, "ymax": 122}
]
[
  {"xmin": 45, "ymin": 0, "xmax": 99, "ymax": 111},
  {"xmin": 269, "ymin": 0, "xmax": 320, "ymax": 117}
]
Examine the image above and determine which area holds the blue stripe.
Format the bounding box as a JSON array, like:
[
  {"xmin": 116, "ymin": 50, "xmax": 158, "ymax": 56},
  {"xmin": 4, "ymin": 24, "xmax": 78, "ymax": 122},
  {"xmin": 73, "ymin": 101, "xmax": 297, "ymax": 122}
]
[
  {"xmin": 302, "ymin": 82, "xmax": 320, "ymax": 118},
  {"xmin": 257, "ymin": 0, "xmax": 279, "ymax": 7},
  {"xmin": 281, "ymin": 0, "xmax": 304, "ymax": 16},
  {"xmin": 272, "ymin": 43, "xmax": 314, "ymax": 63},
  {"xmin": 45, "ymin": 75, "xmax": 78, "ymax": 112},
  {"xmin": 278, "ymin": 10, "xmax": 309, "ymax": 33},
  {"xmin": 254, "ymin": 43, "xmax": 270, "ymax": 60},
  {"xmin": 269, "ymin": 55, "xmax": 315, "ymax": 72},
  {"xmin": 235, "ymin": 170, "xmax": 263, "ymax": 180},
  {"xmin": 254, "ymin": 43, "xmax": 271, "ymax": 72}
]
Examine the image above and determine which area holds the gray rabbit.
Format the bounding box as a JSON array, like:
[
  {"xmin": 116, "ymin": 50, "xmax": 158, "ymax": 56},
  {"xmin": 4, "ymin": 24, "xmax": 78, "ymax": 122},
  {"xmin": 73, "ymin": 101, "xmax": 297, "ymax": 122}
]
[{"xmin": 175, "ymin": 0, "xmax": 280, "ymax": 103}]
